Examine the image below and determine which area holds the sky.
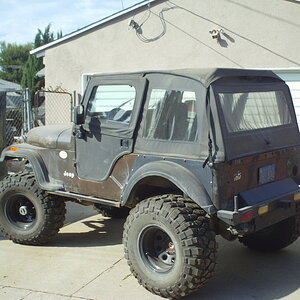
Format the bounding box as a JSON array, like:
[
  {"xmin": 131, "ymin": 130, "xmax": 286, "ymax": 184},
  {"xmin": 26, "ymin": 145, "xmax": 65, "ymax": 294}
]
[{"xmin": 0, "ymin": 0, "xmax": 140, "ymax": 45}]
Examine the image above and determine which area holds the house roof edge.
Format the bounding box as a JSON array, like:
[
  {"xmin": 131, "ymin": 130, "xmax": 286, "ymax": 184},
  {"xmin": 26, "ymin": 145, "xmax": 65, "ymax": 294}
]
[{"xmin": 30, "ymin": 0, "xmax": 160, "ymax": 56}]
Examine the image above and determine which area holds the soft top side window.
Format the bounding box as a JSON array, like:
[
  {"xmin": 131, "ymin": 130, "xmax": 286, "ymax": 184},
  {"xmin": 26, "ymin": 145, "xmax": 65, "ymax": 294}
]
[
  {"xmin": 87, "ymin": 84, "xmax": 136, "ymax": 124},
  {"xmin": 143, "ymin": 88, "xmax": 197, "ymax": 142}
]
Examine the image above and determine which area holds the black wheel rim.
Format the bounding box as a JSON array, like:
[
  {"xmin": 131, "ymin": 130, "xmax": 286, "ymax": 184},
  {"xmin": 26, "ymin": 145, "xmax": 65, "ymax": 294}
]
[
  {"xmin": 139, "ymin": 225, "xmax": 176, "ymax": 273},
  {"xmin": 5, "ymin": 194, "xmax": 36, "ymax": 230}
]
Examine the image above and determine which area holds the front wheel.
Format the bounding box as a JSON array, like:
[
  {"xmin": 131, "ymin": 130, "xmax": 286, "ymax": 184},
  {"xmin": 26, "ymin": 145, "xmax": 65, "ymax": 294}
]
[
  {"xmin": 0, "ymin": 172, "xmax": 66, "ymax": 245},
  {"xmin": 123, "ymin": 194, "xmax": 217, "ymax": 299}
]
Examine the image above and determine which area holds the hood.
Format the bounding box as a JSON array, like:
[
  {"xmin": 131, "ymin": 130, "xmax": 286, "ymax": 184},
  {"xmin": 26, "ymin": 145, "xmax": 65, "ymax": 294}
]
[{"xmin": 26, "ymin": 124, "xmax": 73, "ymax": 149}]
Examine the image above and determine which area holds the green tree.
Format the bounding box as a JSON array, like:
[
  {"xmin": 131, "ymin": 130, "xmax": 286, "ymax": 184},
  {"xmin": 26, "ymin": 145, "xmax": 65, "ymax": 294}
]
[
  {"xmin": 22, "ymin": 24, "xmax": 62, "ymax": 98},
  {"xmin": 21, "ymin": 55, "xmax": 40, "ymax": 95},
  {"xmin": 35, "ymin": 24, "xmax": 54, "ymax": 48},
  {"xmin": 0, "ymin": 41, "xmax": 32, "ymax": 84}
]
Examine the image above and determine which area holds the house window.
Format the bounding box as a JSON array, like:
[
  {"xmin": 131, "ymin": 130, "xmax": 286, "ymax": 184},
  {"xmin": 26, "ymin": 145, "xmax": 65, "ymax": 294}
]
[
  {"xmin": 87, "ymin": 84, "xmax": 136, "ymax": 124},
  {"xmin": 143, "ymin": 89, "xmax": 197, "ymax": 141}
]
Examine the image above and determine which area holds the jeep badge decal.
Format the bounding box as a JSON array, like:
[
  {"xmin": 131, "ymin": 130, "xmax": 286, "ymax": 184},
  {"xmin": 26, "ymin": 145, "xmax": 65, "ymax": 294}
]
[{"xmin": 63, "ymin": 171, "xmax": 74, "ymax": 178}]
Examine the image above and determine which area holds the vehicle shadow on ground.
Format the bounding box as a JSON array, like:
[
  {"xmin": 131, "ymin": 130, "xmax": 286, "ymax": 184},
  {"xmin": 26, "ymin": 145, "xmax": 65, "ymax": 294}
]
[
  {"xmin": 1, "ymin": 215, "xmax": 300, "ymax": 299},
  {"xmin": 185, "ymin": 238, "xmax": 300, "ymax": 300},
  {"xmin": 49, "ymin": 217, "xmax": 125, "ymax": 247},
  {"xmin": 49, "ymin": 213, "xmax": 300, "ymax": 300}
]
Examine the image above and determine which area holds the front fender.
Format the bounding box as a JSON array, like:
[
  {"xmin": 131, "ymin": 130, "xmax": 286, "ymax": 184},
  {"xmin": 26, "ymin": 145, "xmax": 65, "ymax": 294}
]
[
  {"xmin": 121, "ymin": 160, "xmax": 216, "ymax": 214},
  {"xmin": 0, "ymin": 144, "xmax": 63, "ymax": 191}
]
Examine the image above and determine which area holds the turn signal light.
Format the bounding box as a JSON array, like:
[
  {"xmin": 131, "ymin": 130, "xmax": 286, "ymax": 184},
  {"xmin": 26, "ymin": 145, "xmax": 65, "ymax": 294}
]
[
  {"xmin": 258, "ymin": 205, "xmax": 269, "ymax": 215},
  {"xmin": 9, "ymin": 147, "xmax": 20, "ymax": 151},
  {"xmin": 240, "ymin": 210, "xmax": 254, "ymax": 221},
  {"xmin": 294, "ymin": 193, "xmax": 300, "ymax": 201}
]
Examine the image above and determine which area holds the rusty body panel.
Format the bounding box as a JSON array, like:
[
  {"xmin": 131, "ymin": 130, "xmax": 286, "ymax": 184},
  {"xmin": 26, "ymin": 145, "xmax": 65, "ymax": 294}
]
[
  {"xmin": 213, "ymin": 147, "xmax": 300, "ymax": 211},
  {"xmin": 37, "ymin": 146, "xmax": 138, "ymax": 202},
  {"xmin": 69, "ymin": 154, "xmax": 137, "ymax": 201}
]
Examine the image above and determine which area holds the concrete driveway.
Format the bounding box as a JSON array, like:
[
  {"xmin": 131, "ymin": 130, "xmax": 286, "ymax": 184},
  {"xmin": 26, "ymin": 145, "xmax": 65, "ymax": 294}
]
[{"xmin": 1, "ymin": 202, "xmax": 300, "ymax": 300}]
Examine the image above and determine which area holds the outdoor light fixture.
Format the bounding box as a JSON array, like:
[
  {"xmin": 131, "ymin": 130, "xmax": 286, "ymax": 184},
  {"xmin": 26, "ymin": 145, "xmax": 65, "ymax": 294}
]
[
  {"xmin": 209, "ymin": 29, "xmax": 223, "ymax": 40},
  {"xmin": 128, "ymin": 19, "xmax": 140, "ymax": 30}
]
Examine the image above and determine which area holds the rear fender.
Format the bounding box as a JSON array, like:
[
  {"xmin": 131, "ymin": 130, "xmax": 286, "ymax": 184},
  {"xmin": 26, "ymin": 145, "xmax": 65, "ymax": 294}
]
[{"xmin": 121, "ymin": 160, "xmax": 216, "ymax": 214}]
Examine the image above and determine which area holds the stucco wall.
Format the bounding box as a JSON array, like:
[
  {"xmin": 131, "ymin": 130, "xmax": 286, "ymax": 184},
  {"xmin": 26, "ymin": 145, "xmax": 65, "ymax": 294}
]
[{"xmin": 43, "ymin": 0, "xmax": 300, "ymax": 120}]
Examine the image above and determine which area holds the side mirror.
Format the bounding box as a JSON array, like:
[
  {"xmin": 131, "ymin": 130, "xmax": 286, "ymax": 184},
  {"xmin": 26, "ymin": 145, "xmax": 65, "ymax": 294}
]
[{"xmin": 73, "ymin": 105, "xmax": 84, "ymax": 125}]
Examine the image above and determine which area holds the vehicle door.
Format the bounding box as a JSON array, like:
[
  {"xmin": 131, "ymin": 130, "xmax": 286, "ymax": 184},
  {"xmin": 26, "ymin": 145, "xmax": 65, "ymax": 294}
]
[{"xmin": 75, "ymin": 75, "xmax": 146, "ymax": 181}]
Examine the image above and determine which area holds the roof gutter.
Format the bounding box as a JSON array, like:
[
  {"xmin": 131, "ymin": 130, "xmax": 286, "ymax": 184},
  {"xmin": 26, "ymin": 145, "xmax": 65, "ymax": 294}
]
[{"xmin": 30, "ymin": 0, "xmax": 159, "ymax": 56}]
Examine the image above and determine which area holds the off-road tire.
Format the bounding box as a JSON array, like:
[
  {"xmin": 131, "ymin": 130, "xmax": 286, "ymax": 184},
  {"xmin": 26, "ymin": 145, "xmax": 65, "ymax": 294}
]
[
  {"xmin": 239, "ymin": 214, "xmax": 300, "ymax": 252},
  {"xmin": 0, "ymin": 172, "xmax": 66, "ymax": 245},
  {"xmin": 94, "ymin": 204, "xmax": 129, "ymax": 219},
  {"xmin": 123, "ymin": 194, "xmax": 217, "ymax": 299}
]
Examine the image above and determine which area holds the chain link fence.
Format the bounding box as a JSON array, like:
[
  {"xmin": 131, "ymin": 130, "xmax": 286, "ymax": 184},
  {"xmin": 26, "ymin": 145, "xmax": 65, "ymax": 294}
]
[
  {"xmin": 1, "ymin": 88, "xmax": 74, "ymax": 148},
  {"xmin": 4, "ymin": 91, "xmax": 24, "ymax": 147},
  {"xmin": 35, "ymin": 89, "xmax": 74, "ymax": 125}
]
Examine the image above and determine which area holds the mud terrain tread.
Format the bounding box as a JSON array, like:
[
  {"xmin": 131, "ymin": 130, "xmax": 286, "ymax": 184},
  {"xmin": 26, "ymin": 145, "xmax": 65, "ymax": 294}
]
[
  {"xmin": 290, "ymin": 213, "xmax": 300, "ymax": 243},
  {"xmin": 123, "ymin": 194, "xmax": 217, "ymax": 299},
  {"xmin": 0, "ymin": 172, "xmax": 66, "ymax": 245}
]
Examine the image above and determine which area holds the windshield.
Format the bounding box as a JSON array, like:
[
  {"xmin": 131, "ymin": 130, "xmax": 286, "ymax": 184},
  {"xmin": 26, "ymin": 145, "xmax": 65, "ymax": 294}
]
[{"xmin": 218, "ymin": 90, "xmax": 292, "ymax": 133}]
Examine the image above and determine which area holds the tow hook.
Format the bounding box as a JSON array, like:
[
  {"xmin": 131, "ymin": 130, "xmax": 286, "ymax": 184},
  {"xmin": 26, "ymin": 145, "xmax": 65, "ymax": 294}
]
[{"xmin": 228, "ymin": 222, "xmax": 255, "ymax": 236}]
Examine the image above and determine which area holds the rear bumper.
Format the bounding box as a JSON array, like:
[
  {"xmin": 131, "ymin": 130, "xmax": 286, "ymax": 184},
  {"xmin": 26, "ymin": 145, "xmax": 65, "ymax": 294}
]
[{"xmin": 217, "ymin": 178, "xmax": 300, "ymax": 233}]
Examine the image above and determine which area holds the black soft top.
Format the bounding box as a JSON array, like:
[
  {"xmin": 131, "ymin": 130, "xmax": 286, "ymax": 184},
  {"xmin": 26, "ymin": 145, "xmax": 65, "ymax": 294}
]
[
  {"xmin": 163, "ymin": 68, "xmax": 283, "ymax": 88},
  {"xmin": 92, "ymin": 68, "xmax": 297, "ymax": 162},
  {"xmin": 94, "ymin": 68, "xmax": 283, "ymax": 88},
  {"xmin": 136, "ymin": 68, "xmax": 297, "ymax": 161}
]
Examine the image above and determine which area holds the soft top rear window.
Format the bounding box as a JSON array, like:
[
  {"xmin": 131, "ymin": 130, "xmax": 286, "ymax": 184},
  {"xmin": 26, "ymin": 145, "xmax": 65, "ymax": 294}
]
[{"xmin": 218, "ymin": 90, "xmax": 292, "ymax": 133}]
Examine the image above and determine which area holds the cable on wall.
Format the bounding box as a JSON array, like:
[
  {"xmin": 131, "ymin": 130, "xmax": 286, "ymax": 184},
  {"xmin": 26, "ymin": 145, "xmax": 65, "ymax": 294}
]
[{"xmin": 129, "ymin": 4, "xmax": 177, "ymax": 43}]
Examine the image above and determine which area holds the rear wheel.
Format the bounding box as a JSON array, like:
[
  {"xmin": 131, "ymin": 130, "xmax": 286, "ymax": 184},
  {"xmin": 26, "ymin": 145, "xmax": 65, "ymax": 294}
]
[
  {"xmin": 239, "ymin": 214, "xmax": 300, "ymax": 252},
  {"xmin": 123, "ymin": 194, "xmax": 217, "ymax": 299},
  {"xmin": 0, "ymin": 172, "xmax": 66, "ymax": 245}
]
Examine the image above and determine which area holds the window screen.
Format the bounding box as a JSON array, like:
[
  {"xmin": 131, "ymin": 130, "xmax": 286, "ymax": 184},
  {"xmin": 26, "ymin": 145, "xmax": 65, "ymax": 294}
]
[
  {"xmin": 143, "ymin": 89, "xmax": 198, "ymax": 141},
  {"xmin": 87, "ymin": 85, "xmax": 136, "ymax": 124},
  {"xmin": 218, "ymin": 90, "xmax": 292, "ymax": 132}
]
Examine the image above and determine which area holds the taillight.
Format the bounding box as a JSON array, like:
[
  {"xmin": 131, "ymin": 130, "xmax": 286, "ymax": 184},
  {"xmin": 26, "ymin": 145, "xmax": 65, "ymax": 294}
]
[{"xmin": 240, "ymin": 210, "xmax": 253, "ymax": 222}]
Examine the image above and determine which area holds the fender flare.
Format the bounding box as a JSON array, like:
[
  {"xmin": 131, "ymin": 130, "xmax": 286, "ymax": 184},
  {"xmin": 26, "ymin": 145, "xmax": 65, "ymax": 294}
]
[
  {"xmin": 0, "ymin": 147, "xmax": 63, "ymax": 191},
  {"xmin": 121, "ymin": 160, "xmax": 216, "ymax": 214}
]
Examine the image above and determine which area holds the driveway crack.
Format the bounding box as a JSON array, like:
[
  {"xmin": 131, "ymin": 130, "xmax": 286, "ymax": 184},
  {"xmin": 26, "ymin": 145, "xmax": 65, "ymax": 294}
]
[{"xmin": 71, "ymin": 257, "xmax": 125, "ymax": 297}]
